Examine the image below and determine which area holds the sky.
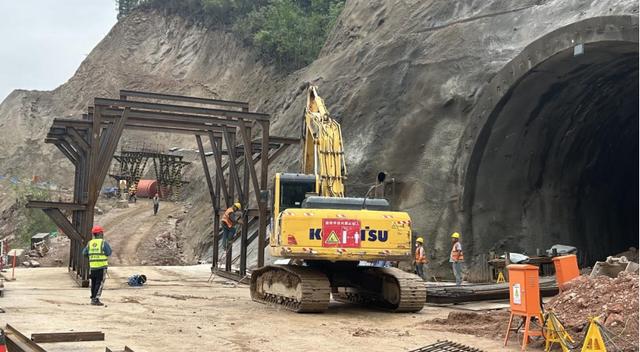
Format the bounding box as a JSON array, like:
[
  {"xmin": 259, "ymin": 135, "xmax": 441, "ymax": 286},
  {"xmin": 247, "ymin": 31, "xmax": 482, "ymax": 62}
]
[{"xmin": 0, "ymin": 0, "xmax": 118, "ymax": 102}]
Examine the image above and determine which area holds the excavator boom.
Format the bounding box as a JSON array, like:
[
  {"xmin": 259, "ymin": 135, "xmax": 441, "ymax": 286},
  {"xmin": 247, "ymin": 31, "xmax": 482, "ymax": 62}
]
[{"xmin": 302, "ymin": 86, "xmax": 346, "ymax": 197}]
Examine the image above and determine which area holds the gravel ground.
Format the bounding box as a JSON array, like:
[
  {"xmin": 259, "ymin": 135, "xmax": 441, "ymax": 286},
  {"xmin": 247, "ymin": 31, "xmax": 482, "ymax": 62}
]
[{"xmin": 0, "ymin": 266, "xmax": 524, "ymax": 352}]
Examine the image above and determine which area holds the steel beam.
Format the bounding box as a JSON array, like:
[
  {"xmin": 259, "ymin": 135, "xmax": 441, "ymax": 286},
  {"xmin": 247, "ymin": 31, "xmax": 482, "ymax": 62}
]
[
  {"xmin": 26, "ymin": 201, "xmax": 86, "ymax": 211},
  {"xmin": 96, "ymin": 108, "xmax": 129, "ymax": 192},
  {"xmin": 238, "ymin": 125, "xmax": 262, "ymax": 206},
  {"xmin": 42, "ymin": 208, "xmax": 82, "ymax": 242},
  {"xmin": 119, "ymin": 89, "xmax": 249, "ymax": 110},
  {"xmin": 5, "ymin": 324, "xmax": 48, "ymax": 352},
  {"xmin": 222, "ymin": 128, "xmax": 244, "ymax": 202},
  {"xmin": 31, "ymin": 331, "xmax": 105, "ymax": 343},
  {"xmin": 207, "ymin": 132, "xmax": 230, "ymax": 206},
  {"xmin": 67, "ymin": 127, "xmax": 90, "ymax": 152},
  {"xmin": 99, "ymin": 108, "xmax": 244, "ymax": 128},
  {"xmin": 37, "ymin": 91, "xmax": 296, "ymax": 284},
  {"xmin": 196, "ymin": 135, "xmax": 217, "ymax": 210},
  {"xmin": 94, "ymin": 97, "xmax": 269, "ymax": 121}
]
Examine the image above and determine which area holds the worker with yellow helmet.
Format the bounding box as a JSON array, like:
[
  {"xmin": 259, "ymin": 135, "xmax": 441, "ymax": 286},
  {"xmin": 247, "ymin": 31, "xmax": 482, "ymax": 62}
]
[
  {"xmin": 414, "ymin": 235, "xmax": 427, "ymax": 280},
  {"xmin": 450, "ymin": 232, "xmax": 464, "ymax": 286},
  {"xmin": 221, "ymin": 202, "xmax": 242, "ymax": 251}
]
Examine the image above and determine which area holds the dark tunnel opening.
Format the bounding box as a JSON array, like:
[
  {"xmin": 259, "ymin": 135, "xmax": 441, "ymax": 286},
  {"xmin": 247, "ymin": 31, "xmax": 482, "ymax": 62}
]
[{"xmin": 467, "ymin": 41, "xmax": 639, "ymax": 267}]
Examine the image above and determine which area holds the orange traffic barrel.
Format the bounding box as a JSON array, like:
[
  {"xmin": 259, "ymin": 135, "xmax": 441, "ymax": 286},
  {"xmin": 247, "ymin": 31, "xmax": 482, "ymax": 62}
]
[
  {"xmin": 136, "ymin": 179, "xmax": 158, "ymax": 198},
  {"xmin": 552, "ymin": 254, "xmax": 579, "ymax": 291}
]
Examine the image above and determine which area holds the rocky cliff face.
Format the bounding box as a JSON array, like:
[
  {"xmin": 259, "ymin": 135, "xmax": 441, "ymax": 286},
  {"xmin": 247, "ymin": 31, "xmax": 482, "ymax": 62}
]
[{"xmin": 1, "ymin": 0, "xmax": 637, "ymax": 275}]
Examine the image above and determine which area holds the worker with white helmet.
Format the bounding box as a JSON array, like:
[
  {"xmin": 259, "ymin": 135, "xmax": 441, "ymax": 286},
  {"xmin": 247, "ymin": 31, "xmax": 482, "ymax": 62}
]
[
  {"xmin": 414, "ymin": 236, "xmax": 427, "ymax": 280},
  {"xmin": 221, "ymin": 202, "xmax": 242, "ymax": 251},
  {"xmin": 450, "ymin": 232, "xmax": 464, "ymax": 286}
]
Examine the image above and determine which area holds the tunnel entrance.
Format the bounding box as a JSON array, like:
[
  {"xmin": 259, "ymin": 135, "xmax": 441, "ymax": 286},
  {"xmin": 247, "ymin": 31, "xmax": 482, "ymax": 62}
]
[{"xmin": 466, "ymin": 41, "xmax": 638, "ymax": 267}]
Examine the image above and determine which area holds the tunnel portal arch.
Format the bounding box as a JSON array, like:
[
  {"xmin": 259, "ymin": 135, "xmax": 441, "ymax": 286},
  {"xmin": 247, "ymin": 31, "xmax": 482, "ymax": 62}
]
[{"xmin": 459, "ymin": 16, "xmax": 639, "ymax": 268}]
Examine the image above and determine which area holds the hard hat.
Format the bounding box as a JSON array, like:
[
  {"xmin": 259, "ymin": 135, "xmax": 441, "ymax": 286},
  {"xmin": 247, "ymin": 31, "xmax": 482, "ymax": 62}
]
[
  {"xmin": 451, "ymin": 232, "xmax": 460, "ymax": 239},
  {"xmin": 91, "ymin": 225, "xmax": 104, "ymax": 234},
  {"xmin": 416, "ymin": 237, "xmax": 424, "ymax": 243},
  {"xmin": 233, "ymin": 202, "xmax": 241, "ymax": 210}
]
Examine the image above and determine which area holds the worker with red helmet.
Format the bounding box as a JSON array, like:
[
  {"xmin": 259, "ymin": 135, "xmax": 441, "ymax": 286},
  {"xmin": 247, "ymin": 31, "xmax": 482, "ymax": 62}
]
[{"xmin": 82, "ymin": 225, "xmax": 112, "ymax": 306}]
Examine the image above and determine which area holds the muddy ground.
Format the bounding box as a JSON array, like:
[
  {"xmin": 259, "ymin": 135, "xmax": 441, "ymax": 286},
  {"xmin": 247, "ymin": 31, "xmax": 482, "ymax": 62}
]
[{"xmin": 0, "ymin": 266, "xmax": 524, "ymax": 352}]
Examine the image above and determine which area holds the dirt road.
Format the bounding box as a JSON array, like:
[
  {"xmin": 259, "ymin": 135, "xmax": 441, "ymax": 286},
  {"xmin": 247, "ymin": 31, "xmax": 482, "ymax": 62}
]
[
  {"xmin": 94, "ymin": 199, "xmax": 182, "ymax": 266},
  {"xmin": 0, "ymin": 266, "xmax": 525, "ymax": 352}
]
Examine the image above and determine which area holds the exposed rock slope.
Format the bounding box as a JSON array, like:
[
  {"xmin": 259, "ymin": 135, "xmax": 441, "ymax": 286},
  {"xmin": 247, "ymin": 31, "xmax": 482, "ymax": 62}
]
[{"xmin": 0, "ymin": 0, "xmax": 636, "ymax": 273}]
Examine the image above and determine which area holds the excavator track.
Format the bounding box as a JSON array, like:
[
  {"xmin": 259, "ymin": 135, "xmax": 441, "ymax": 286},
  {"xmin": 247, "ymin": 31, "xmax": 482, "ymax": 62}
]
[
  {"xmin": 250, "ymin": 265, "xmax": 331, "ymax": 313},
  {"xmin": 332, "ymin": 267, "xmax": 426, "ymax": 312}
]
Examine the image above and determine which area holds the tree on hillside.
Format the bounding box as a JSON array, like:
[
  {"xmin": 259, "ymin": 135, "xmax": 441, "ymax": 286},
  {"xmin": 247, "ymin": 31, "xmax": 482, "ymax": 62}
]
[{"xmin": 116, "ymin": 0, "xmax": 145, "ymax": 19}]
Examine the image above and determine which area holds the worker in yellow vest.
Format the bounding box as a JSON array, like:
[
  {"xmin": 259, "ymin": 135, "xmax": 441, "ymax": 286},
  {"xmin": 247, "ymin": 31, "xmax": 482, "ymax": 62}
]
[
  {"xmin": 82, "ymin": 225, "xmax": 112, "ymax": 306},
  {"xmin": 414, "ymin": 237, "xmax": 427, "ymax": 280},
  {"xmin": 221, "ymin": 202, "xmax": 242, "ymax": 251},
  {"xmin": 450, "ymin": 232, "xmax": 464, "ymax": 286}
]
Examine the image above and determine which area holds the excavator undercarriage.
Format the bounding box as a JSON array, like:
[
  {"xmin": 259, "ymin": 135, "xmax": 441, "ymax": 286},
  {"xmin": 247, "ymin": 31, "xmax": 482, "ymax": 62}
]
[{"xmin": 251, "ymin": 262, "xmax": 426, "ymax": 313}]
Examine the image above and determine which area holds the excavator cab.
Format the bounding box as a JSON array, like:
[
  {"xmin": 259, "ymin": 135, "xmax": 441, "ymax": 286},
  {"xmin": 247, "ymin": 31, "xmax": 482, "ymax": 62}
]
[{"xmin": 273, "ymin": 173, "xmax": 318, "ymax": 215}]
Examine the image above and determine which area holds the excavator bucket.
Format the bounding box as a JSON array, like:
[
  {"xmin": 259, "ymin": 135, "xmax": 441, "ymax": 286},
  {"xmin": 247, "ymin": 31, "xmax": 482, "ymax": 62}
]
[{"xmin": 590, "ymin": 256, "xmax": 639, "ymax": 278}]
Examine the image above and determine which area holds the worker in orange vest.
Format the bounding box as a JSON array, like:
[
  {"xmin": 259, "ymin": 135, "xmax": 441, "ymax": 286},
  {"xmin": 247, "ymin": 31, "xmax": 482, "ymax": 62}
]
[
  {"xmin": 414, "ymin": 237, "xmax": 427, "ymax": 280},
  {"xmin": 221, "ymin": 202, "xmax": 241, "ymax": 251},
  {"xmin": 450, "ymin": 232, "xmax": 464, "ymax": 286}
]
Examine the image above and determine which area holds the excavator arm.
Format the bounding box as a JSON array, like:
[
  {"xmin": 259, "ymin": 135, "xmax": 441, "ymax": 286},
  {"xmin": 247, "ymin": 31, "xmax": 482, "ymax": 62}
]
[{"xmin": 302, "ymin": 85, "xmax": 346, "ymax": 197}]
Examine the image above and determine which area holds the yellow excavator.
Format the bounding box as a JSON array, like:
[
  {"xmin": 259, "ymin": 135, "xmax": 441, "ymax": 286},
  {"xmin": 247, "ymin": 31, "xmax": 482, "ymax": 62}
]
[{"xmin": 250, "ymin": 85, "xmax": 426, "ymax": 313}]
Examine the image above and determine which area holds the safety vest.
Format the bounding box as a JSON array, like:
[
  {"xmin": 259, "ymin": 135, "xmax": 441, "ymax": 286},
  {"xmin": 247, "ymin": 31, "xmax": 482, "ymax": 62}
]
[
  {"xmin": 88, "ymin": 238, "xmax": 108, "ymax": 269},
  {"xmin": 451, "ymin": 242, "xmax": 464, "ymax": 262},
  {"xmin": 222, "ymin": 207, "xmax": 235, "ymax": 228},
  {"xmin": 415, "ymin": 246, "xmax": 427, "ymax": 264}
]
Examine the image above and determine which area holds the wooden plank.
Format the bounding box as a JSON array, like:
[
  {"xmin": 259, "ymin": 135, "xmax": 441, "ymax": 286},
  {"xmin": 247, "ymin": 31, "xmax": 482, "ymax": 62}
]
[{"xmin": 31, "ymin": 331, "xmax": 105, "ymax": 343}]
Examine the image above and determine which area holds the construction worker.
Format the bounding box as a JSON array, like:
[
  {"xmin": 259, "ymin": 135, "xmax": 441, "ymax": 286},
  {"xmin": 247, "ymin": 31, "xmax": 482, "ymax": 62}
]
[
  {"xmin": 221, "ymin": 202, "xmax": 241, "ymax": 251},
  {"xmin": 152, "ymin": 193, "xmax": 160, "ymax": 215},
  {"xmin": 128, "ymin": 184, "xmax": 137, "ymax": 203},
  {"xmin": 450, "ymin": 232, "xmax": 464, "ymax": 286},
  {"xmin": 82, "ymin": 225, "xmax": 112, "ymax": 306},
  {"xmin": 414, "ymin": 237, "xmax": 427, "ymax": 280}
]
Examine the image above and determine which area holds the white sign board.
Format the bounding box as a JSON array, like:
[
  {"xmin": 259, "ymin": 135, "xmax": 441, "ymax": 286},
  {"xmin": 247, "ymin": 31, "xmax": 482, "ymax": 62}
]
[{"xmin": 513, "ymin": 283, "xmax": 522, "ymax": 305}]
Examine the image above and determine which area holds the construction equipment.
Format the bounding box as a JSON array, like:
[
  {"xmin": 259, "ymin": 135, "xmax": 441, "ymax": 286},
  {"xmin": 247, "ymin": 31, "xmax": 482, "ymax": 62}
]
[
  {"xmin": 250, "ymin": 85, "xmax": 425, "ymax": 313},
  {"xmin": 590, "ymin": 256, "xmax": 639, "ymax": 278}
]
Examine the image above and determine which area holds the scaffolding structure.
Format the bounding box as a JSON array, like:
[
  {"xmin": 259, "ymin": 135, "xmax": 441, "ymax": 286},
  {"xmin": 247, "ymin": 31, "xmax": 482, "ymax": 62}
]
[
  {"xmin": 27, "ymin": 90, "xmax": 298, "ymax": 285},
  {"xmin": 110, "ymin": 145, "xmax": 190, "ymax": 199}
]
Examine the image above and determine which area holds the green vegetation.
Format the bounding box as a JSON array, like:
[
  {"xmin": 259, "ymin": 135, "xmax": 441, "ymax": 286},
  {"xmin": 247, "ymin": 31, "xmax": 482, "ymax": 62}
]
[
  {"xmin": 12, "ymin": 183, "xmax": 56, "ymax": 247},
  {"xmin": 116, "ymin": 0, "xmax": 146, "ymax": 20},
  {"xmin": 116, "ymin": 0, "xmax": 345, "ymax": 69}
]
